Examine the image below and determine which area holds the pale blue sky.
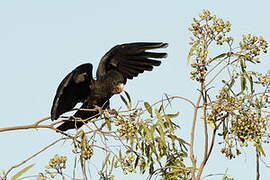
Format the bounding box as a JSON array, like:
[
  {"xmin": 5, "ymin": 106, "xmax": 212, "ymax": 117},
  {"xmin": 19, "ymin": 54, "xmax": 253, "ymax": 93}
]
[{"xmin": 0, "ymin": 0, "xmax": 270, "ymax": 179}]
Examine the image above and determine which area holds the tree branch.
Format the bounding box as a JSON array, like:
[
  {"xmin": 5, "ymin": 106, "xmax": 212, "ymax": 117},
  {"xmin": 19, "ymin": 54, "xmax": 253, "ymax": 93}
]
[
  {"xmin": 190, "ymin": 93, "xmax": 202, "ymax": 179},
  {"xmin": 196, "ymin": 80, "xmax": 209, "ymax": 180}
]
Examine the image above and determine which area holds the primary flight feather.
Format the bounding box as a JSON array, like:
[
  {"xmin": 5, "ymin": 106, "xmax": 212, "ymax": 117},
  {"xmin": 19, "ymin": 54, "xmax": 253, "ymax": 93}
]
[{"xmin": 51, "ymin": 42, "xmax": 168, "ymax": 131}]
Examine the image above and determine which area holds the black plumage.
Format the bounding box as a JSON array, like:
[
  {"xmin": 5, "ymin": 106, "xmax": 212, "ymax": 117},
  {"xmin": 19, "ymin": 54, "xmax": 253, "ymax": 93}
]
[{"xmin": 51, "ymin": 42, "xmax": 168, "ymax": 131}]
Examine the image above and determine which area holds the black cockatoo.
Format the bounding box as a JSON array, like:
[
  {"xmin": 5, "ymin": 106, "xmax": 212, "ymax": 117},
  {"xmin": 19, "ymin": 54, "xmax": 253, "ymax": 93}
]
[{"xmin": 51, "ymin": 42, "xmax": 168, "ymax": 131}]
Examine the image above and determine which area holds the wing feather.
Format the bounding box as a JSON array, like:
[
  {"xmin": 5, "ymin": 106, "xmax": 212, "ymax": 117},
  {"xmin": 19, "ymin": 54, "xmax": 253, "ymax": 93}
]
[
  {"xmin": 51, "ymin": 63, "xmax": 93, "ymax": 120},
  {"xmin": 96, "ymin": 42, "xmax": 168, "ymax": 83},
  {"xmin": 123, "ymin": 61, "xmax": 155, "ymax": 71}
]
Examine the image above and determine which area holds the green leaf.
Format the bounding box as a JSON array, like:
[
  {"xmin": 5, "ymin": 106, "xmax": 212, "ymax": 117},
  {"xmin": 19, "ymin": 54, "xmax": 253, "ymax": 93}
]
[
  {"xmin": 223, "ymin": 176, "xmax": 234, "ymax": 180},
  {"xmin": 154, "ymin": 109, "xmax": 162, "ymax": 122},
  {"xmin": 119, "ymin": 150, "xmax": 122, "ymax": 159},
  {"xmin": 101, "ymin": 153, "xmax": 110, "ymax": 171},
  {"xmin": 145, "ymin": 145, "xmax": 150, "ymax": 157},
  {"xmin": 144, "ymin": 102, "xmax": 152, "ymax": 116},
  {"xmin": 226, "ymin": 78, "xmax": 235, "ymax": 91},
  {"xmin": 143, "ymin": 126, "xmax": 152, "ymax": 143},
  {"xmin": 244, "ymin": 73, "xmax": 254, "ymax": 93},
  {"xmin": 11, "ymin": 164, "xmax": 35, "ymax": 180},
  {"xmin": 139, "ymin": 157, "xmax": 146, "ymax": 174},
  {"xmin": 240, "ymin": 75, "xmax": 246, "ymax": 92},
  {"xmin": 109, "ymin": 155, "xmax": 115, "ymax": 175},
  {"xmin": 149, "ymin": 126, "xmax": 155, "ymax": 140},
  {"xmin": 249, "ymin": 75, "xmax": 254, "ymax": 93},
  {"xmin": 141, "ymin": 142, "xmax": 145, "ymax": 155},
  {"xmin": 149, "ymin": 162, "xmax": 154, "ymax": 174},
  {"xmin": 73, "ymin": 156, "xmax": 77, "ymax": 178},
  {"xmin": 240, "ymin": 59, "xmax": 246, "ymax": 73},
  {"xmin": 256, "ymin": 144, "xmax": 266, "ymax": 157},
  {"xmin": 156, "ymin": 126, "xmax": 165, "ymax": 145},
  {"xmin": 222, "ymin": 123, "xmax": 228, "ymax": 139},
  {"xmin": 207, "ymin": 120, "xmax": 216, "ymax": 128},
  {"xmin": 155, "ymin": 109, "xmax": 165, "ymax": 144},
  {"xmin": 187, "ymin": 40, "xmax": 199, "ymax": 63},
  {"xmin": 164, "ymin": 112, "xmax": 180, "ymax": 119},
  {"xmin": 105, "ymin": 118, "xmax": 112, "ymax": 130},
  {"xmin": 231, "ymin": 52, "xmax": 242, "ymax": 57},
  {"xmin": 208, "ymin": 53, "xmax": 227, "ymax": 63},
  {"xmin": 134, "ymin": 155, "xmax": 139, "ymax": 168},
  {"xmin": 255, "ymin": 98, "xmax": 261, "ymax": 109},
  {"xmin": 222, "ymin": 79, "xmax": 236, "ymax": 95}
]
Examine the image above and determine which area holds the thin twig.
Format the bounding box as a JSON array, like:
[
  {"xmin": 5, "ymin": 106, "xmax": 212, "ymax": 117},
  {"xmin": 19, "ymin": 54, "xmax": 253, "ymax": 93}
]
[
  {"xmin": 4, "ymin": 138, "xmax": 67, "ymax": 179},
  {"xmin": 256, "ymin": 150, "xmax": 260, "ymax": 180},
  {"xmin": 206, "ymin": 121, "xmax": 222, "ymax": 161},
  {"xmin": 0, "ymin": 124, "xmax": 59, "ymax": 133},
  {"xmin": 206, "ymin": 59, "xmax": 238, "ymax": 87},
  {"xmin": 148, "ymin": 95, "xmax": 196, "ymax": 109},
  {"xmin": 205, "ymin": 56, "xmax": 227, "ymax": 77}
]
